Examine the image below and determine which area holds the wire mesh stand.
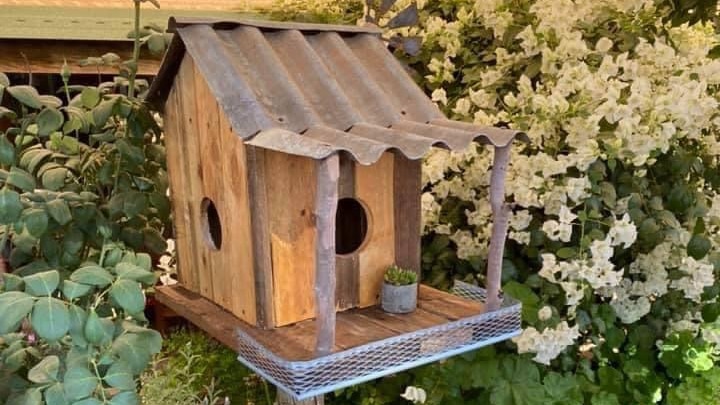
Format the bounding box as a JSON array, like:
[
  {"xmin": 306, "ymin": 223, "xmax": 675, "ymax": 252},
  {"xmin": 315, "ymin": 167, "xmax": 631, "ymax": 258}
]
[{"xmin": 235, "ymin": 281, "xmax": 521, "ymax": 401}]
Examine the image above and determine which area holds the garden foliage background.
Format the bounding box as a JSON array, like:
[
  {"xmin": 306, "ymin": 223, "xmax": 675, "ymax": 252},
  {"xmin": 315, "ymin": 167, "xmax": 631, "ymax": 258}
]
[{"xmin": 289, "ymin": 0, "xmax": 720, "ymax": 404}]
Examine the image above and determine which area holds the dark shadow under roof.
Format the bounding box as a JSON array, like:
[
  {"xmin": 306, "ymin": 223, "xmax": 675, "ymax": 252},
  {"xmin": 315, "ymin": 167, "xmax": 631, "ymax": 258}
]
[{"xmin": 147, "ymin": 17, "xmax": 528, "ymax": 165}]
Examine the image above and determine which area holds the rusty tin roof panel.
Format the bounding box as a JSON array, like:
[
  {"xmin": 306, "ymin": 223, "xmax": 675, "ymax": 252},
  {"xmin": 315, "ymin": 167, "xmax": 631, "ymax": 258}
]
[{"xmin": 147, "ymin": 18, "xmax": 528, "ymax": 164}]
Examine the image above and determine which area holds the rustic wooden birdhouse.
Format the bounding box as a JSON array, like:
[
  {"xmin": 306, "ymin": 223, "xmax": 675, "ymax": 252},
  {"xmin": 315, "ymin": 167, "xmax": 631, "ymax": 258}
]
[{"xmin": 149, "ymin": 17, "xmax": 527, "ymax": 401}]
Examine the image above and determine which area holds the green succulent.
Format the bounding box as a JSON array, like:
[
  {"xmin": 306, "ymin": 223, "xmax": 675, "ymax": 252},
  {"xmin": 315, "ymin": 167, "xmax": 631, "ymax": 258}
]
[{"xmin": 384, "ymin": 265, "xmax": 418, "ymax": 286}]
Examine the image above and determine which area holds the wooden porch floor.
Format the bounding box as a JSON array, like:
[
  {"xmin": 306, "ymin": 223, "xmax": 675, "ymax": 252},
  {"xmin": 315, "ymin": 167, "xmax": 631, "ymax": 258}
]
[{"xmin": 155, "ymin": 284, "xmax": 486, "ymax": 361}]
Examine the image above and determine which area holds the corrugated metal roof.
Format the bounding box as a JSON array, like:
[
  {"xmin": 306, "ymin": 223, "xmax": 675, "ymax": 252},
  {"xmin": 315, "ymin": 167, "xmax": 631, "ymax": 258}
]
[{"xmin": 147, "ymin": 18, "xmax": 528, "ymax": 165}]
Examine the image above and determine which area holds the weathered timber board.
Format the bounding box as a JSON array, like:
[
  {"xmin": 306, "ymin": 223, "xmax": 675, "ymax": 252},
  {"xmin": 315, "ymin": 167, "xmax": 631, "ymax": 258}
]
[
  {"xmin": 265, "ymin": 151, "xmax": 318, "ymax": 326},
  {"xmin": 155, "ymin": 284, "xmax": 485, "ymax": 362},
  {"xmin": 356, "ymin": 152, "xmax": 395, "ymax": 307},
  {"xmin": 335, "ymin": 153, "xmax": 358, "ymax": 311},
  {"xmin": 393, "ymin": 155, "xmax": 422, "ymax": 275}
]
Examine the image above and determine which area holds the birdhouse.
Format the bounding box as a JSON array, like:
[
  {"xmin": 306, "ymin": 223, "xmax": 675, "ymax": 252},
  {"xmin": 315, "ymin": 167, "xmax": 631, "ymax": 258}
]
[{"xmin": 149, "ymin": 17, "xmax": 526, "ymax": 401}]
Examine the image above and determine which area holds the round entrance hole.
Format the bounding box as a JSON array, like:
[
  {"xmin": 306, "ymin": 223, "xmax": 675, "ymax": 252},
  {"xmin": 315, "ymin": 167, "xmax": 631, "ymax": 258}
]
[
  {"xmin": 335, "ymin": 198, "xmax": 369, "ymax": 255},
  {"xmin": 201, "ymin": 198, "xmax": 222, "ymax": 250}
]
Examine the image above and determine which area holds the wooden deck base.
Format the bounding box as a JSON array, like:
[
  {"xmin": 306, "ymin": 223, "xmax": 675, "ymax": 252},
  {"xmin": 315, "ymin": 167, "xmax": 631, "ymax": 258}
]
[{"xmin": 154, "ymin": 284, "xmax": 486, "ymax": 361}]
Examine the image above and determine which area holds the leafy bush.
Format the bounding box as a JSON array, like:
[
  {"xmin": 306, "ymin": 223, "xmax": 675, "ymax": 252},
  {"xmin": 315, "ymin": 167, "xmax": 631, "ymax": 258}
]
[
  {"xmin": 144, "ymin": 328, "xmax": 272, "ymax": 404},
  {"xmin": 0, "ymin": 1, "xmax": 171, "ymax": 402},
  {"xmin": 275, "ymin": 1, "xmax": 720, "ymax": 404}
]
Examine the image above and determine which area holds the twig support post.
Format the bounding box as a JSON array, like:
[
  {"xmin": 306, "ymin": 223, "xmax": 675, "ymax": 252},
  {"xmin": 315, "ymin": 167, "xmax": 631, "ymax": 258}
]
[{"xmin": 486, "ymin": 144, "xmax": 512, "ymax": 311}]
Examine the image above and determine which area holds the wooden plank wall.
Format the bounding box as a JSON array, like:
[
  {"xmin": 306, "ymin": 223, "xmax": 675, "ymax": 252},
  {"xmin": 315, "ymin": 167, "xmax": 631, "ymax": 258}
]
[
  {"xmin": 264, "ymin": 151, "xmax": 318, "ymax": 327},
  {"xmin": 267, "ymin": 151, "xmax": 397, "ymax": 326},
  {"xmin": 356, "ymin": 153, "xmax": 396, "ymax": 307},
  {"xmin": 393, "ymin": 156, "xmax": 422, "ymax": 276},
  {"xmin": 164, "ymin": 55, "xmax": 256, "ymax": 325}
]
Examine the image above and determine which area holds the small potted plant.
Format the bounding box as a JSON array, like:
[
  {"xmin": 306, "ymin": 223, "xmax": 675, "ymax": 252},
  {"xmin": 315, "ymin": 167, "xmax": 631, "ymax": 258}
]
[{"xmin": 382, "ymin": 265, "xmax": 418, "ymax": 314}]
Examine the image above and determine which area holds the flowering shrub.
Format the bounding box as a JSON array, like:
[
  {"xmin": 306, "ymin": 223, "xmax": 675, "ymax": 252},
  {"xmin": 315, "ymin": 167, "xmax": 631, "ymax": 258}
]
[{"xmin": 274, "ymin": 0, "xmax": 720, "ymax": 404}]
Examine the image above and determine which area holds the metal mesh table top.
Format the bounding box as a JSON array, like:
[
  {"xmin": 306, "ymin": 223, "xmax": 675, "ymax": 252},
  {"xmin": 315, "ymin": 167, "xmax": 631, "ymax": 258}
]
[{"xmin": 235, "ymin": 281, "xmax": 521, "ymax": 400}]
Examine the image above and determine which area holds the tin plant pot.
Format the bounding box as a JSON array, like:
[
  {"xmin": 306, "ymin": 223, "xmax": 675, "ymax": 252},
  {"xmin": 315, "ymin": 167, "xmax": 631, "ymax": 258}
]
[{"xmin": 382, "ymin": 282, "xmax": 418, "ymax": 314}]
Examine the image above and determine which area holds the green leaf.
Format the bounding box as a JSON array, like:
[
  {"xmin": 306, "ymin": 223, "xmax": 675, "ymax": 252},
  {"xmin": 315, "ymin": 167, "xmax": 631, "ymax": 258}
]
[
  {"xmin": 46, "ymin": 199, "xmax": 73, "ymax": 225},
  {"xmin": 62, "ymin": 280, "xmax": 93, "ymax": 300},
  {"xmin": 103, "ymin": 361, "xmax": 135, "ymax": 390},
  {"xmin": 8, "ymin": 388, "xmax": 43, "ymax": 405},
  {"xmin": 42, "ymin": 167, "xmax": 69, "ymax": 191},
  {"xmin": 115, "ymin": 140, "xmax": 145, "ymax": 166},
  {"xmin": 556, "ymin": 247, "xmax": 577, "ymax": 259},
  {"xmin": 687, "ymin": 234, "xmax": 711, "ymax": 260},
  {"xmin": 142, "ymin": 227, "xmax": 167, "ymax": 255},
  {"xmin": 37, "ymin": 108, "xmax": 65, "ymax": 137},
  {"xmin": 67, "ymin": 304, "xmax": 88, "ymax": 346},
  {"xmin": 0, "ymin": 188, "xmax": 24, "ymax": 223},
  {"xmin": 111, "ymin": 333, "xmax": 156, "ymax": 374},
  {"xmin": 7, "ymin": 167, "xmax": 37, "ymax": 192},
  {"xmin": 490, "ymin": 358, "xmax": 548, "ymax": 405},
  {"xmin": 702, "ymin": 302, "xmax": 720, "ymax": 323},
  {"xmin": 110, "ymin": 279, "xmax": 145, "ymax": 314},
  {"xmin": 28, "ymin": 355, "xmax": 60, "ymax": 383},
  {"xmin": 23, "ymin": 208, "xmax": 49, "ymax": 237},
  {"xmin": 63, "ymin": 367, "xmax": 98, "ymax": 401},
  {"xmin": 147, "ymin": 33, "xmax": 166, "ymax": 55},
  {"xmin": 544, "ymin": 373, "xmax": 582, "ymax": 405},
  {"xmin": 115, "ymin": 262, "xmax": 156, "ymax": 284},
  {"xmin": 24, "ymin": 270, "xmax": 60, "ymax": 296},
  {"xmin": 2, "ymin": 273, "xmax": 24, "ymax": 291},
  {"xmin": 109, "ymin": 391, "xmax": 139, "ymax": 405},
  {"xmin": 80, "ymin": 88, "xmax": 100, "ymax": 109},
  {"xmin": 0, "ymin": 291, "xmax": 35, "ymax": 334},
  {"xmin": 44, "ymin": 383, "xmax": 68, "ymax": 405},
  {"xmin": 31, "ymin": 297, "xmax": 70, "ymax": 341},
  {"xmin": 0, "ymin": 135, "xmax": 16, "ymax": 165},
  {"xmin": 84, "ymin": 310, "xmax": 113, "ymax": 345},
  {"xmin": 72, "ymin": 399, "xmax": 103, "ymax": 405},
  {"xmin": 591, "ymin": 392, "xmax": 620, "ymax": 405},
  {"xmin": 7, "ymin": 85, "xmax": 43, "ymax": 109},
  {"xmin": 92, "ymin": 99, "xmax": 116, "ymax": 128},
  {"xmin": 40, "ymin": 95, "xmax": 63, "ymax": 109},
  {"xmin": 70, "ymin": 265, "xmax": 114, "ymax": 287}
]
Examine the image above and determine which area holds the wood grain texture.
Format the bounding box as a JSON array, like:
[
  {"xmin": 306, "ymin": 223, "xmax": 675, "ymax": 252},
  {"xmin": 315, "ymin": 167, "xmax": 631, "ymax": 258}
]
[
  {"xmin": 193, "ymin": 59, "xmax": 257, "ymax": 323},
  {"xmin": 193, "ymin": 60, "xmax": 228, "ymax": 308},
  {"xmin": 246, "ymin": 146, "xmax": 274, "ymax": 328},
  {"xmin": 163, "ymin": 84, "xmax": 198, "ymax": 292},
  {"xmin": 393, "ymin": 155, "xmax": 422, "ymax": 276},
  {"xmin": 265, "ymin": 151, "xmax": 318, "ymax": 327},
  {"xmin": 216, "ymin": 108, "xmax": 257, "ymax": 323},
  {"xmin": 314, "ymin": 154, "xmax": 339, "ymax": 356},
  {"xmin": 173, "ymin": 56, "xmax": 207, "ymax": 296},
  {"xmin": 356, "ymin": 153, "xmax": 396, "ymax": 307},
  {"xmin": 155, "ymin": 284, "xmax": 485, "ymax": 362},
  {"xmin": 177, "ymin": 58, "xmax": 214, "ymax": 301},
  {"xmin": 165, "ymin": 56, "xmax": 256, "ymax": 324},
  {"xmin": 335, "ymin": 153, "xmax": 358, "ymax": 311}
]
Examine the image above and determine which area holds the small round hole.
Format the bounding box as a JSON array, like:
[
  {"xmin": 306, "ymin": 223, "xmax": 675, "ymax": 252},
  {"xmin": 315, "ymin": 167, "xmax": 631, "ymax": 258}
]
[
  {"xmin": 335, "ymin": 198, "xmax": 369, "ymax": 255},
  {"xmin": 201, "ymin": 198, "xmax": 222, "ymax": 250}
]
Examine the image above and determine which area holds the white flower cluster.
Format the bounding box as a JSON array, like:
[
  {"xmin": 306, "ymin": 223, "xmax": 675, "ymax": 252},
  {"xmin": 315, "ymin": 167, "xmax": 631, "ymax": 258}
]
[
  {"xmin": 538, "ymin": 213, "xmax": 636, "ymax": 314},
  {"xmin": 412, "ymin": 0, "xmax": 720, "ymax": 355},
  {"xmin": 513, "ymin": 321, "xmax": 580, "ymax": 364},
  {"xmin": 400, "ymin": 386, "xmax": 427, "ymax": 404},
  {"xmin": 671, "ymin": 257, "xmax": 715, "ymax": 303}
]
